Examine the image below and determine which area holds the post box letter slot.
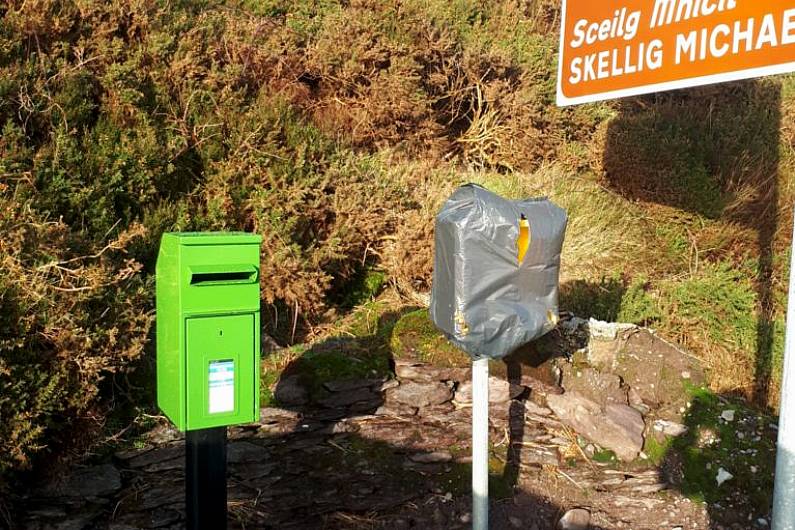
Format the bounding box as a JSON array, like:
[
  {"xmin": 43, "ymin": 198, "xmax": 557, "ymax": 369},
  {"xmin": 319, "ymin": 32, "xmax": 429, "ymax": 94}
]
[{"xmin": 189, "ymin": 265, "xmax": 258, "ymax": 286}]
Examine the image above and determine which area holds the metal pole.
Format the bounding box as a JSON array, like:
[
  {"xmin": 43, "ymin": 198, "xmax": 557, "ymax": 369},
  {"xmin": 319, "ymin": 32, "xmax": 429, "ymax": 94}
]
[
  {"xmin": 472, "ymin": 358, "xmax": 489, "ymax": 530},
  {"xmin": 186, "ymin": 426, "xmax": 227, "ymax": 530},
  {"xmin": 773, "ymin": 210, "xmax": 795, "ymax": 530}
]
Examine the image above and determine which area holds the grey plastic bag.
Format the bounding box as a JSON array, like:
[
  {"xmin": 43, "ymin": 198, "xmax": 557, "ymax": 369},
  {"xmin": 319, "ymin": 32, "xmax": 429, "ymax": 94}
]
[{"xmin": 429, "ymin": 184, "xmax": 567, "ymax": 360}]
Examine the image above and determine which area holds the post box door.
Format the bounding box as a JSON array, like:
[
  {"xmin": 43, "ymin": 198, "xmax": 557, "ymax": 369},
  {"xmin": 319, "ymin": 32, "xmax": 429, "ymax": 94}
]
[{"xmin": 185, "ymin": 314, "xmax": 256, "ymax": 429}]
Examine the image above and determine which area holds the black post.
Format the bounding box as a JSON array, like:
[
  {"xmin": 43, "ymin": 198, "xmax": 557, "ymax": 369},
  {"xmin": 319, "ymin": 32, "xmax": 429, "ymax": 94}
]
[{"xmin": 186, "ymin": 427, "xmax": 227, "ymax": 530}]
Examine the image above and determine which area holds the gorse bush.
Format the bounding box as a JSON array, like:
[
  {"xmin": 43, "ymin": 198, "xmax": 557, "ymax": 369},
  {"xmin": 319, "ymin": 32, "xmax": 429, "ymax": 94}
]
[{"xmin": 0, "ymin": 189, "xmax": 151, "ymax": 473}]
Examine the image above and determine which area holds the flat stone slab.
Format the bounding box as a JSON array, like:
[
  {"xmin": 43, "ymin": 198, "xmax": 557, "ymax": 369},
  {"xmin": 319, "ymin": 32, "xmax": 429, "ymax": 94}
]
[
  {"xmin": 227, "ymin": 441, "xmax": 270, "ymax": 463},
  {"xmin": 274, "ymin": 374, "xmax": 309, "ymax": 405},
  {"xmin": 560, "ymin": 366, "xmax": 628, "ymax": 408},
  {"xmin": 454, "ymin": 377, "xmax": 525, "ymax": 404},
  {"xmin": 385, "ymin": 381, "xmax": 453, "ymax": 408},
  {"xmin": 42, "ymin": 464, "xmax": 121, "ymax": 498},
  {"xmin": 547, "ymin": 390, "xmax": 644, "ymax": 462},
  {"xmin": 323, "ymin": 378, "xmax": 384, "ymax": 392},
  {"xmin": 318, "ymin": 387, "xmax": 382, "ymax": 408},
  {"xmin": 127, "ymin": 444, "xmax": 184, "ymax": 469}
]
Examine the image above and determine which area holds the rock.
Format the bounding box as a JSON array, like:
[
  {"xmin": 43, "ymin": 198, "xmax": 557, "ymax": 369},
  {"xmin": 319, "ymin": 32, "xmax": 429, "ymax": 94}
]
[
  {"xmin": 560, "ymin": 366, "xmax": 628, "ymax": 408},
  {"xmin": 509, "ymin": 515, "xmax": 524, "ymax": 527},
  {"xmin": 378, "ymin": 379, "xmax": 400, "ymax": 391},
  {"xmin": 232, "ymin": 461, "xmax": 277, "ymax": 481},
  {"xmin": 547, "ymin": 391, "xmax": 644, "ymax": 462},
  {"xmin": 306, "ymin": 408, "xmax": 347, "ymax": 422},
  {"xmin": 409, "ymin": 451, "xmax": 453, "ymax": 463},
  {"xmin": 557, "ymin": 508, "xmax": 591, "ymax": 530},
  {"xmin": 433, "ymin": 507, "xmax": 447, "ymax": 526},
  {"xmin": 454, "ymin": 377, "xmax": 524, "ymax": 404},
  {"xmin": 632, "ymin": 483, "xmax": 668, "ymax": 494},
  {"xmin": 27, "ymin": 506, "xmax": 68, "ymax": 518},
  {"xmin": 520, "ymin": 373, "xmax": 564, "ymax": 395},
  {"xmin": 525, "ymin": 401, "xmax": 552, "ymax": 416},
  {"xmin": 375, "ymin": 403, "xmax": 418, "ymax": 416},
  {"xmin": 589, "ymin": 319, "xmax": 636, "ymax": 340},
  {"xmin": 318, "ymin": 387, "xmax": 381, "ymax": 408},
  {"xmin": 145, "ymin": 423, "xmax": 183, "ymax": 445},
  {"xmin": 323, "ymin": 378, "xmax": 384, "ymax": 392},
  {"xmin": 654, "ymin": 419, "xmax": 688, "ymax": 437},
  {"xmin": 114, "ymin": 446, "xmax": 153, "ymax": 461},
  {"xmin": 588, "ymin": 334, "xmax": 625, "ymax": 370},
  {"xmin": 275, "ymin": 375, "xmax": 309, "ymax": 406},
  {"xmin": 143, "ymin": 456, "xmax": 183, "ymax": 472},
  {"xmin": 517, "ymin": 446, "xmax": 559, "ymax": 466},
  {"xmin": 136, "ymin": 485, "xmax": 185, "ymax": 510},
  {"xmin": 721, "ymin": 410, "xmax": 736, "ymax": 422},
  {"xmin": 395, "ymin": 362, "xmax": 470, "ymax": 383},
  {"xmin": 385, "ymin": 381, "xmax": 453, "ymax": 408},
  {"xmin": 610, "ymin": 329, "xmax": 705, "ymax": 421},
  {"xmin": 262, "ymin": 333, "xmax": 282, "ymax": 354},
  {"xmin": 260, "ymin": 407, "xmax": 302, "ymax": 423},
  {"xmin": 46, "ymin": 507, "xmax": 103, "ymax": 530},
  {"xmin": 417, "ymin": 402, "xmax": 456, "ymax": 418},
  {"xmin": 227, "ymin": 441, "xmax": 269, "ymax": 463},
  {"xmin": 228, "ymin": 426, "xmax": 255, "ymax": 439},
  {"xmin": 45, "ymin": 464, "xmax": 121, "ymax": 498},
  {"xmin": 716, "ymin": 467, "xmax": 734, "ymax": 486},
  {"xmin": 628, "ymin": 387, "xmax": 650, "ymax": 414},
  {"xmin": 114, "ymin": 505, "xmax": 181, "ymax": 528},
  {"xmin": 127, "ymin": 445, "xmax": 184, "ymax": 469},
  {"xmin": 560, "ymin": 316, "xmax": 588, "ymax": 332}
]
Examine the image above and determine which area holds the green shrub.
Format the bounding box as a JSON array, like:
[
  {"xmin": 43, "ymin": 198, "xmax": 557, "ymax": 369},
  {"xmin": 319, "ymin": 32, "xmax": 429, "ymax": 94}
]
[{"xmin": 0, "ymin": 192, "xmax": 151, "ymax": 474}]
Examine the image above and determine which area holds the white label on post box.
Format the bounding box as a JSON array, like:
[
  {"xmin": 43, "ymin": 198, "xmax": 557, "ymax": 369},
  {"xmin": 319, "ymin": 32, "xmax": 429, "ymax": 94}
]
[{"xmin": 208, "ymin": 360, "xmax": 234, "ymax": 414}]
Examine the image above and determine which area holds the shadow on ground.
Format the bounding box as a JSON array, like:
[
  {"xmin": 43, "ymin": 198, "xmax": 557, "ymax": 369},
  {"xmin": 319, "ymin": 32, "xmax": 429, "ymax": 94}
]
[{"xmin": 16, "ymin": 306, "xmax": 782, "ymax": 529}]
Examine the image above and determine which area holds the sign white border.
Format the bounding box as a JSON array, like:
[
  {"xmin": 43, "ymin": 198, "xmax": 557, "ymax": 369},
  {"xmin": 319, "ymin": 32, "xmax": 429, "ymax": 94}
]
[{"xmin": 555, "ymin": 0, "xmax": 795, "ymax": 107}]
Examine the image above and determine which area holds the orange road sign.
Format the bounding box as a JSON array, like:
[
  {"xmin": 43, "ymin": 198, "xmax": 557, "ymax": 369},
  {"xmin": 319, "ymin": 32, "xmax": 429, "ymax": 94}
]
[{"xmin": 557, "ymin": 0, "xmax": 795, "ymax": 106}]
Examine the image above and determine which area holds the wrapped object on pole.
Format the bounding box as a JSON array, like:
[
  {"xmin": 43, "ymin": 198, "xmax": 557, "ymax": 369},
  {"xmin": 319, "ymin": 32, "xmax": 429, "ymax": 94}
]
[{"xmin": 429, "ymin": 184, "xmax": 568, "ymax": 360}]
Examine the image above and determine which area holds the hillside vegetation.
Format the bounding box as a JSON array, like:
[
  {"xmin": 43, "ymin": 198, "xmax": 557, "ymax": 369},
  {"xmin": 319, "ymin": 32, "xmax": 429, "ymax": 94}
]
[{"xmin": 1, "ymin": 0, "xmax": 794, "ymax": 482}]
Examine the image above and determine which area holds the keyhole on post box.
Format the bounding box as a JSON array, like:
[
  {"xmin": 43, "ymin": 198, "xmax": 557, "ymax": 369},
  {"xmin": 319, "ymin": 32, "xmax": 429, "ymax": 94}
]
[{"xmin": 219, "ymin": 330, "xmax": 223, "ymax": 336}]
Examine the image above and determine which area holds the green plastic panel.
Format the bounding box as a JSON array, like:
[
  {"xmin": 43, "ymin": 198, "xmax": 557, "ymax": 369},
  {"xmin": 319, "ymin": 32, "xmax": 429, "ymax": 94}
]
[{"xmin": 186, "ymin": 314, "xmax": 257, "ymax": 429}]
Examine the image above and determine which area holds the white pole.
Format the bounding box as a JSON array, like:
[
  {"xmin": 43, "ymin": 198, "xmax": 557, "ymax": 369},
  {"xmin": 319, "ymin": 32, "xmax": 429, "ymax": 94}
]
[
  {"xmin": 773, "ymin": 210, "xmax": 795, "ymax": 530},
  {"xmin": 472, "ymin": 357, "xmax": 489, "ymax": 530}
]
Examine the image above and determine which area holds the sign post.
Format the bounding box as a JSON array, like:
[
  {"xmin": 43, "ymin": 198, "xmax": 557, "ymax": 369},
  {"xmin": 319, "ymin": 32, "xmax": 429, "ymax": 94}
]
[
  {"xmin": 472, "ymin": 358, "xmax": 490, "ymax": 530},
  {"xmin": 773, "ymin": 208, "xmax": 795, "ymax": 530},
  {"xmin": 556, "ymin": 1, "xmax": 795, "ymax": 527}
]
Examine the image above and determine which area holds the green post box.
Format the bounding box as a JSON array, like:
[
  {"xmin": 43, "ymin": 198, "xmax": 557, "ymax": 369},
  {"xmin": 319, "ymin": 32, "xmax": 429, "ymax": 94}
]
[{"xmin": 156, "ymin": 232, "xmax": 262, "ymax": 431}]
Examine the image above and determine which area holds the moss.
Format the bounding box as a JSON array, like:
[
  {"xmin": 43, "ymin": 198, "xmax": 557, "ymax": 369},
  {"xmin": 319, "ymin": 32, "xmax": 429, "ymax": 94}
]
[
  {"xmin": 591, "ymin": 449, "xmax": 618, "ymax": 464},
  {"xmin": 260, "ymin": 340, "xmax": 392, "ymax": 405},
  {"xmin": 643, "ymin": 434, "xmax": 672, "ymax": 467},
  {"xmin": 665, "ymin": 385, "xmax": 777, "ymax": 513},
  {"xmin": 260, "ymin": 301, "xmax": 411, "ymax": 405},
  {"xmin": 390, "ymin": 310, "xmax": 471, "ymax": 367}
]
